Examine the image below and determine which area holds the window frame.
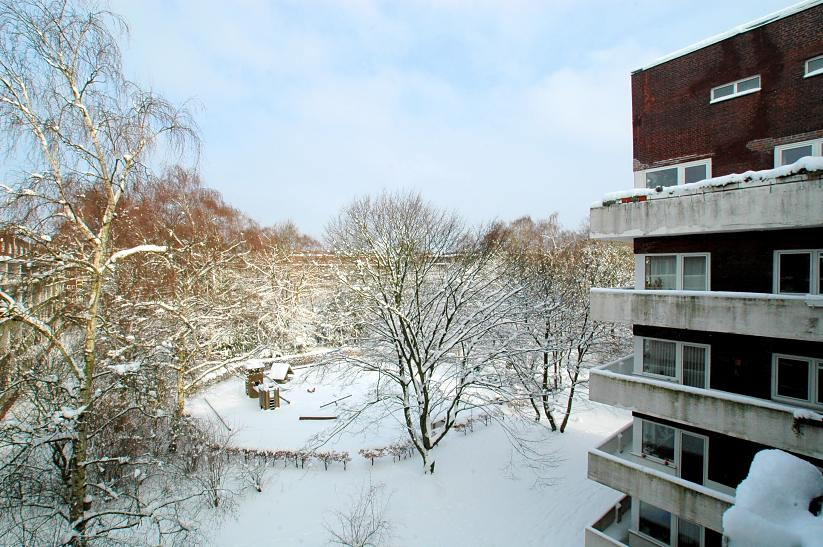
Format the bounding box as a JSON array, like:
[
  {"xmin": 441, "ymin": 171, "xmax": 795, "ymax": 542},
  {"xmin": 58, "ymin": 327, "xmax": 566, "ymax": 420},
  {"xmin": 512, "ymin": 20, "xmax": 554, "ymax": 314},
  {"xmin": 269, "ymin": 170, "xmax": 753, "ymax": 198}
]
[
  {"xmin": 640, "ymin": 253, "xmax": 711, "ymax": 291},
  {"xmin": 632, "ymin": 419, "xmax": 710, "ymax": 482},
  {"xmin": 634, "ymin": 500, "xmax": 709, "ymax": 547},
  {"xmin": 773, "ymin": 249, "xmax": 822, "ymax": 295},
  {"xmin": 636, "ymin": 336, "xmax": 711, "ymax": 388},
  {"xmin": 638, "ymin": 158, "xmax": 712, "ymax": 189},
  {"xmin": 805, "ymin": 54, "xmax": 823, "ymax": 78},
  {"xmin": 710, "ymin": 75, "xmax": 761, "ymax": 103},
  {"xmin": 771, "ymin": 353, "xmax": 823, "ymax": 409},
  {"xmin": 774, "ymin": 138, "xmax": 823, "ymax": 167}
]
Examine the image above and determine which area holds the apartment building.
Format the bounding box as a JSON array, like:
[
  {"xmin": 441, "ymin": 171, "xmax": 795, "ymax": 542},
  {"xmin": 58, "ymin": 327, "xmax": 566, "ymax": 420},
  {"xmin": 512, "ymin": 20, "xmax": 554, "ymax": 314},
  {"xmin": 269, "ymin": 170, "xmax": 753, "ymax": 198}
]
[{"xmin": 584, "ymin": 2, "xmax": 823, "ymax": 546}]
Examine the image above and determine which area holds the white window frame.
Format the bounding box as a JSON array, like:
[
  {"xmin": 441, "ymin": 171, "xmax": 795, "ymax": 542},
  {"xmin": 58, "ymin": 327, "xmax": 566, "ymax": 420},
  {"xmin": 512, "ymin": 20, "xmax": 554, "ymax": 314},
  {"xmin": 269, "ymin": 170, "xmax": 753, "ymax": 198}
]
[
  {"xmin": 774, "ymin": 138, "xmax": 823, "ymax": 167},
  {"xmin": 635, "ymin": 158, "xmax": 712, "ymax": 189},
  {"xmin": 805, "ymin": 54, "xmax": 823, "ymax": 78},
  {"xmin": 773, "ymin": 249, "xmax": 822, "ymax": 295},
  {"xmin": 634, "ymin": 500, "xmax": 709, "ymax": 547},
  {"xmin": 638, "ymin": 253, "xmax": 711, "ymax": 291},
  {"xmin": 635, "ymin": 337, "xmax": 711, "ymax": 388},
  {"xmin": 632, "ymin": 420, "xmax": 710, "ymax": 482},
  {"xmin": 772, "ymin": 353, "xmax": 823, "ymax": 409},
  {"xmin": 710, "ymin": 74, "xmax": 761, "ymax": 103}
]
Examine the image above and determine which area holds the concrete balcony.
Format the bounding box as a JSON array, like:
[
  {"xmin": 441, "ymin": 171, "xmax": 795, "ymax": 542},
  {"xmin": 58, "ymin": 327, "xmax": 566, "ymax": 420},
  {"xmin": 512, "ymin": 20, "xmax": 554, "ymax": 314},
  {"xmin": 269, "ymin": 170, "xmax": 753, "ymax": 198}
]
[
  {"xmin": 588, "ymin": 425, "xmax": 734, "ymax": 532},
  {"xmin": 584, "ymin": 495, "xmax": 631, "ymax": 547},
  {"xmin": 590, "ymin": 288, "xmax": 823, "ymax": 342},
  {"xmin": 589, "ymin": 355, "xmax": 823, "ymax": 460},
  {"xmin": 590, "ymin": 169, "xmax": 823, "ymax": 241}
]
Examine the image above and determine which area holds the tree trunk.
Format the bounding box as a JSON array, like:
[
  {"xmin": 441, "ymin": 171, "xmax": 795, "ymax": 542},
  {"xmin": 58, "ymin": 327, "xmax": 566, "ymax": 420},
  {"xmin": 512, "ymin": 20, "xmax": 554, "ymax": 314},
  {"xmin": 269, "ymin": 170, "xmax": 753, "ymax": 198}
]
[
  {"xmin": 559, "ymin": 367, "xmax": 581, "ymax": 433},
  {"xmin": 541, "ymin": 366, "xmax": 557, "ymax": 431}
]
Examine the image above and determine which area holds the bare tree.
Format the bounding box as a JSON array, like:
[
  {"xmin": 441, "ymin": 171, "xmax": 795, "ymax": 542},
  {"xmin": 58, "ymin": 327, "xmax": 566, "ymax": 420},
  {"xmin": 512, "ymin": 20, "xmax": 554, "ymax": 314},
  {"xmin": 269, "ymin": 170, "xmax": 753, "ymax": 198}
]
[
  {"xmin": 494, "ymin": 217, "xmax": 632, "ymax": 432},
  {"xmin": 325, "ymin": 479, "xmax": 392, "ymax": 547},
  {"xmin": 326, "ymin": 192, "xmax": 519, "ymax": 474},
  {"xmin": 0, "ymin": 1, "xmax": 199, "ymax": 543}
]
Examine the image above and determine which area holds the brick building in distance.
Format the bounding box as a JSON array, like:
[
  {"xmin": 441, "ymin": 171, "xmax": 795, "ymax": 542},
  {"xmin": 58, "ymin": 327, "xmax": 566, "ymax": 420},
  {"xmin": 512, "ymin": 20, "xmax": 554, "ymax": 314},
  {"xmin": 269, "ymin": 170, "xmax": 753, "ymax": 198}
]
[{"xmin": 584, "ymin": 1, "xmax": 823, "ymax": 546}]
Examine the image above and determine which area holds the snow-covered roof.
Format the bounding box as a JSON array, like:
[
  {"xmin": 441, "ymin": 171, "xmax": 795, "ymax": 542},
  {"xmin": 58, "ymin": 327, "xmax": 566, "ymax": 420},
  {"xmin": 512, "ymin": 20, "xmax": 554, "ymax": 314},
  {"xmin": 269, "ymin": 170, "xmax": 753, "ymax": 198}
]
[
  {"xmin": 723, "ymin": 449, "xmax": 823, "ymax": 546},
  {"xmin": 635, "ymin": 0, "xmax": 823, "ymax": 72},
  {"xmin": 594, "ymin": 156, "xmax": 823, "ymax": 208},
  {"xmin": 243, "ymin": 359, "xmax": 267, "ymax": 371},
  {"xmin": 267, "ymin": 362, "xmax": 293, "ymax": 381}
]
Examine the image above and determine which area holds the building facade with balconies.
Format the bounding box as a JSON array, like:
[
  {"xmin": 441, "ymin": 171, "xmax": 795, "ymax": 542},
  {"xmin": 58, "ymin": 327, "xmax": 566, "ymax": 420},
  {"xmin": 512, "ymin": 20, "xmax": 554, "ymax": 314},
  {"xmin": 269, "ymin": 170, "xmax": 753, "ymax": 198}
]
[{"xmin": 585, "ymin": 2, "xmax": 823, "ymax": 546}]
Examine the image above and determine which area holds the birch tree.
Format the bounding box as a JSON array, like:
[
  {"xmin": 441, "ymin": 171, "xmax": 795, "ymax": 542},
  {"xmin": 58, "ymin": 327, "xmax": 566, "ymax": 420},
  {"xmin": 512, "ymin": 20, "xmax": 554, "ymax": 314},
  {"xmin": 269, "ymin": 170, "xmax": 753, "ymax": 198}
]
[
  {"xmin": 326, "ymin": 192, "xmax": 519, "ymax": 474},
  {"xmin": 0, "ymin": 1, "xmax": 198, "ymax": 543}
]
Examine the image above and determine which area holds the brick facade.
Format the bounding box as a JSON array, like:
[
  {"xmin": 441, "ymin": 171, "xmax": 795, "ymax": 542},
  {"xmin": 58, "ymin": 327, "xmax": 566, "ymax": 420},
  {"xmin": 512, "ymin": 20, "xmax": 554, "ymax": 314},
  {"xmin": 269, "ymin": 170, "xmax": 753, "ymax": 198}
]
[{"xmin": 632, "ymin": 4, "xmax": 823, "ymax": 175}]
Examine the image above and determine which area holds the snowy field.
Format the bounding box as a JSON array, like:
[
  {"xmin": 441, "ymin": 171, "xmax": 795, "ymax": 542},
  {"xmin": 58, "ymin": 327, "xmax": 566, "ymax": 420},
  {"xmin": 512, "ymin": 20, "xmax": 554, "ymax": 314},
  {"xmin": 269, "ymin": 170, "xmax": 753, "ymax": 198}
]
[{"xmin": 188, "ymin": 364, "xmax": 630, "ymax": 546}]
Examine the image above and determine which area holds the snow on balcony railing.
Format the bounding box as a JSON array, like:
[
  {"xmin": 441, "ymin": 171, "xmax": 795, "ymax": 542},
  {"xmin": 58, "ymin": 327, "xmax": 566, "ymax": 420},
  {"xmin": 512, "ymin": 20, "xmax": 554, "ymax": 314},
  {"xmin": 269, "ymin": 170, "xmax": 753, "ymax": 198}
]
[
  {"xmin": 591, "ymin": 287, "xmax": 823, "ymax": 307},
  {"xmin": 593, "ymin": 156, "xmax": 823, "ymax": 208},
  {"xmin": 593, "ymin": 355, "xmax": 823, "ymax": 425}
]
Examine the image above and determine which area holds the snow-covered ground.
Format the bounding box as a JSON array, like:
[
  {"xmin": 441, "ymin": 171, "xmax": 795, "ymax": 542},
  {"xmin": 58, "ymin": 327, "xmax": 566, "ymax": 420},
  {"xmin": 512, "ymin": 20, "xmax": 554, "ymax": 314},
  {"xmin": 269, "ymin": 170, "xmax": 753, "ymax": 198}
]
[{"xmin": 188, "ymin": 364, "xmax": 630, "ymax": 546}]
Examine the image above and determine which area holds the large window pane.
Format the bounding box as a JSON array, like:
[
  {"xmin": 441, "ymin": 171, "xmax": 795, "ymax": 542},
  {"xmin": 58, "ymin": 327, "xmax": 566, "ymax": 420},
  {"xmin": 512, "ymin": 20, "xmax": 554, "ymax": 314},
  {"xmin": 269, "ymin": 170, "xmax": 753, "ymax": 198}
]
[
  {"xmin": 639, "ymin": 501, "xmax": 671, "ymax": 544},
  {"xmin": 684, "ymin": 164, "xmax": 708, "ymax": 184},
  {"xmin": 818, "ymin": 364, "xmax": 822, "ymax": 405},
  {"xmin": 712, "ymin": 84, "xmax": 734, "ymax": 100},
  {"xmin": 642, "ymin": 421, "xmax": 675, "ymax": 462},
  {"xmin": 678, "ymin": 518, "xmax": 702, "ymax": 547},
  {"xmin": 781, "ymin": 145, "xmax": 814, "ymax": 166},
  {"xmin": 776, "ymin": 357, "xmax": 809, "ymax": 401},
  {"xmin": 643, "ymin": 339, "xmax": 677, "ymax": 378},
  {"xmin": 683, "ymin": 345, "xmax": 707, "ymax": 388},
  {"xmin": 682, "ymin": 256, "xmax": 708, "ymax": 291},
  {"xmin": 778, "ymin": 253, "xmax": 811, "ymax": 293},
  {"xmin": 736, "ymin": 75, "xmax": 760, "ymax": 93},
  {"xmin": 646, "ymin": 255, "xmax": 677, "ymax": 289},
  {"xmin": 646, "ymin": 167, "xmax": 678, "ymax": 188}
]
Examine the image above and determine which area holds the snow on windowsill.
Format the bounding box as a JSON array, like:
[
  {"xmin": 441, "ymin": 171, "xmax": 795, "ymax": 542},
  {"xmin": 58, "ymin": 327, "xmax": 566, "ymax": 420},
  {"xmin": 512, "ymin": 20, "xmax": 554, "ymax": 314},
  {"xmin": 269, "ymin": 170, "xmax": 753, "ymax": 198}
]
[{"xmin": 593, "ymin": 156, "xmax": 823, "ymax": 208}]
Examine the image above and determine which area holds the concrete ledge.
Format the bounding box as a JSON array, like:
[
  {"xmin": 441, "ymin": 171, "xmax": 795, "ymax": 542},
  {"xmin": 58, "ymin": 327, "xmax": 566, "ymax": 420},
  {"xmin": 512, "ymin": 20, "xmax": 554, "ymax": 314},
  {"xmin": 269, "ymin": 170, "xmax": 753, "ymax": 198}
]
[
  {"xmin": 588, "ymin": 448, "xmax": 733, "ymax": 531},
  {"xmin": 585, "ymin": 527, "xmax": 627, "ymax": 547},
  {"xmin": 590, "ymin": 357, "xmax": 823, "ymax": 460},
  {"xmin": 590, "ymin": 171, "xmax": 823, "ymax": 241},
  {"xmin": 590, "ymin": 288, "xmax": 823, "ymax": 342}
]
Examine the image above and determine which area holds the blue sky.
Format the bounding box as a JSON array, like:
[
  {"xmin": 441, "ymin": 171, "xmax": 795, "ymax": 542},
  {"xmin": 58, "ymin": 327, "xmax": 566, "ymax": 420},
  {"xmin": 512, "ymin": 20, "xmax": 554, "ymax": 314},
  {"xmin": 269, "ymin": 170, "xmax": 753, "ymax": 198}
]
[{"xmin": 111, "ymin": 0, "xmax": 793, "ymax": 237}]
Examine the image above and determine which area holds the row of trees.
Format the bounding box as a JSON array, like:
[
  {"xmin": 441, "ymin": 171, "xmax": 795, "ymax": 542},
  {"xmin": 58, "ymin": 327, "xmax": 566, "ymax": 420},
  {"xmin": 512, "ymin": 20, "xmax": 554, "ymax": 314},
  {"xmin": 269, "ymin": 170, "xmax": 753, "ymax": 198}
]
[{"xmin": 0, "ymin": 1, "xmax": 632, "ymax": 544}]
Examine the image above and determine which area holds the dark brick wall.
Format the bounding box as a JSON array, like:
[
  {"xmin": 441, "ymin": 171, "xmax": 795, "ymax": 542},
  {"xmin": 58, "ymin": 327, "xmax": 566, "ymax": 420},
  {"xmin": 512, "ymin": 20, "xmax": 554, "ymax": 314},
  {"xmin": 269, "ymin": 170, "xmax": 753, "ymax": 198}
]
[
  {"xmin": 633, "ymin": 325, "xmax": 823, "ymax": 402},
  {"xmin": 632, "ymin": 5, "xmax": 823, "ymax": 175},
  {"xmin": 634, "ymin": 227, "xmax": 823, "ymax": 293}
]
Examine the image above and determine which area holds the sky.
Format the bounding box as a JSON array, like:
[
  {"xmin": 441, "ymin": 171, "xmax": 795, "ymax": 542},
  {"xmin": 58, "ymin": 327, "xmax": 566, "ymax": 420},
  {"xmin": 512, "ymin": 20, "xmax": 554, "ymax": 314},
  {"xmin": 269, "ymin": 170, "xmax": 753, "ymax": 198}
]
[{"xmin": 110, "ymin": 0, "xmax": 794, "ymax": 238}]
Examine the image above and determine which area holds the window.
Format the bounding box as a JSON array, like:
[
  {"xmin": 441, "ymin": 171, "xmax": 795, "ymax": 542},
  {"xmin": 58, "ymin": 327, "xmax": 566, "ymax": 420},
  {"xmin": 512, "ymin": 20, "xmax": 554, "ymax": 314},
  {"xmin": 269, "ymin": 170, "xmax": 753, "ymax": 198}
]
[
  {"xmin": 636, "ymin": 500, "xmax": 711, "ymax": 547},
  {"xmin": 641, "ymin": 421, "xmax": 675, "ymax": 462},
  {"xmin": 772, "ymin": 354, "xmax": 823, "ymax": 408},
  {"xmin": 806, "ymin": 55, "xmax": 823, "ymax": 78},
  {"xmin": 774, "ymin": 250, "xmax": 822, "ymax": 294},
  {"xmin": 639, "ymin": 501, "xmax": 671, "ymax": 544},
  {"xmin": 638, "ymin": 337, "xmax": 710, "ymax": 388},
  {"xmin": 644, "ymin": 254, "xmax": 709, "ymax": 291},
  {"xmin": 710, "ymin": 75, "xmax": 761, "ymax": 103},
  {"xmin": 641, "ymin": 159, "xmax": 711, "ymax": 189},
  {"xmin": 774, "ymin": 138, "xmax": 823, "ymax": 167}
]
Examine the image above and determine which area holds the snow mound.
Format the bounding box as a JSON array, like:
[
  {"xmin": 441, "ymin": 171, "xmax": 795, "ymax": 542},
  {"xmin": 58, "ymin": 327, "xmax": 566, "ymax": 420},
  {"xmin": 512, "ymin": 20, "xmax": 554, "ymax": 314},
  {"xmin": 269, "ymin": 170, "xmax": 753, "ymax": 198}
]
[{"xmin": 723, "ymin": 449, "xmax": 823, "ymax": 547}]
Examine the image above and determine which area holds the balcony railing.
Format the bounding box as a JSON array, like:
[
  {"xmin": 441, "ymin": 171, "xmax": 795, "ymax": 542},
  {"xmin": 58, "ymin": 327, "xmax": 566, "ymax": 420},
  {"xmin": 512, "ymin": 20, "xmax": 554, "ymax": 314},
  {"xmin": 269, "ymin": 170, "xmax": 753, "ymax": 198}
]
[
  {"xmin": 584, "ymin": 495, "xmax": 631, "ymax": 547},
  {"xmin": 589, "ymin": 168, "xmax": 823, "ymax": 240},
  {"xmin": 588, "ymin": 424, "xmax": 734, "ymax": 531},
  {"xmin": 590, "ymin": 288, "xmax": 823, "ymax": 342},
  {"xmin": 590, "ymin": 355, "xmax": 823, "ymax": 460}
]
